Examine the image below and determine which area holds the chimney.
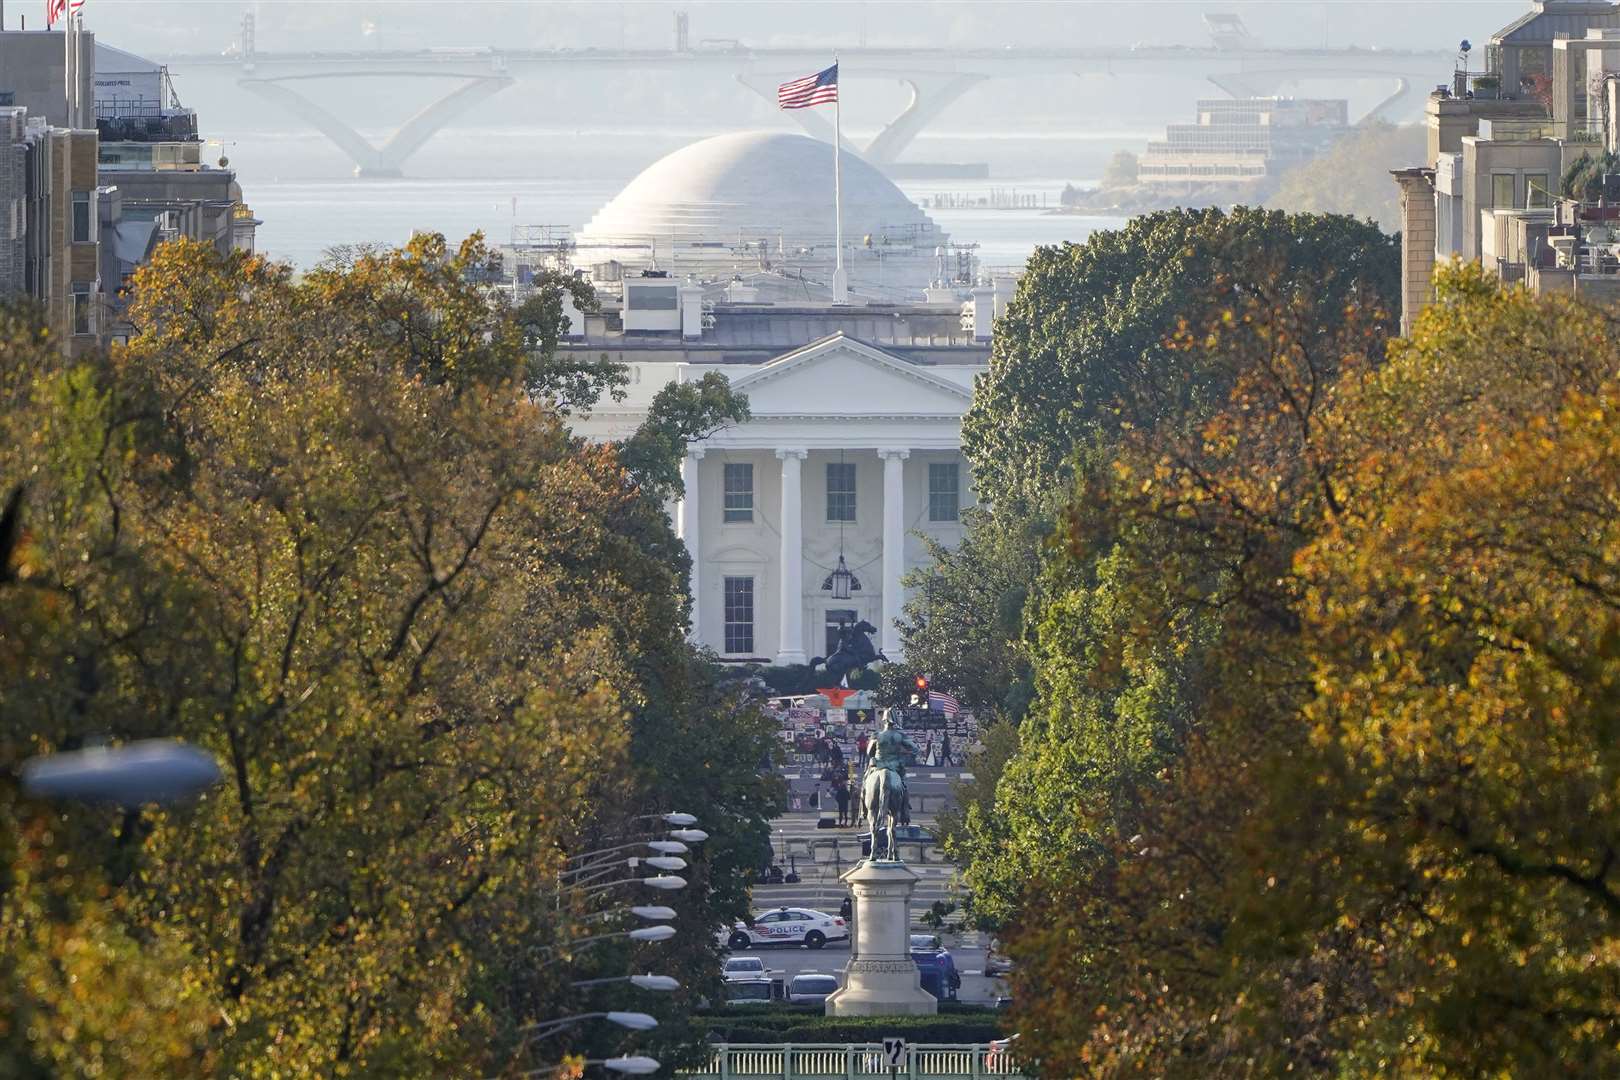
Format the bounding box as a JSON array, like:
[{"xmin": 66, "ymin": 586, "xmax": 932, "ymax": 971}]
[
  {"xmin": 679, "ymin": 280, "xmax": 705, "ymax": 340},
  {"xmin": 970, "ymin": 285, "xmax": 994, "ymax": 343}
]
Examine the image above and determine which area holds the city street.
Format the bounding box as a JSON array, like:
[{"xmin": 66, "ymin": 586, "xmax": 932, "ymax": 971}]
[{"xmin": 730, "ymin": 938, "xmax": 1008, "ymax": 1005}]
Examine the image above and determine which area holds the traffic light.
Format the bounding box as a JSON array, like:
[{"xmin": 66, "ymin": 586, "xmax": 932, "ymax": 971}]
[{"xmin": 914, "ymin": 674, "xmax": 929, "ymax": 695}]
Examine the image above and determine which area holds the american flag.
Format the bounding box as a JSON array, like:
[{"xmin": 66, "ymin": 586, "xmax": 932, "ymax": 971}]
[
  {"xmin": 927, "ymin": 689, "xmax": 961, "ymax": 718},
  {"xmin": 778, "ymin": 63, "xmax": 838, "ymax": 110},
  {"xmin": 46, "ymin": 0, "xmax": 66, "ymax": 25}
]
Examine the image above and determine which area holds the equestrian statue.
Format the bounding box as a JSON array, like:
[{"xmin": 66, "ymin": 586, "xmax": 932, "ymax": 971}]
[
  {"xmin": 860, "ymin": 709, "xmax": 920, "ymax": 862},
  {"xmin": 809, "ymin": 619, "xmax": 888, "ymax": 687}
]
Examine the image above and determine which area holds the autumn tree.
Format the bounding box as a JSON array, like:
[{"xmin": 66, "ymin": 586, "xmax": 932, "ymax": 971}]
[
  {"xmin": 990, "ymin": 265, "xmax": 1620, "ymax": 1075},
  {"xmin": 0, "ymin": 234, "xmax": 778, "ymax": 1077},
  {"xmin": 902, "ymin": 209, "xmax": 1399, "ymax": 723}
]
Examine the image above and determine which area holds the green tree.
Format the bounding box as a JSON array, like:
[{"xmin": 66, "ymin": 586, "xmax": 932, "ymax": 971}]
[
  {"xmin": 961, "ymin": 206, "xmax": 1399, "ymax": 508},
  {"xmin": 0, "ymin": 235, "xmax": 779, "ymax": 1077},
  {"xmin": 989, "ymin": 264, "xmax": 1620, "ymax": 1076}
]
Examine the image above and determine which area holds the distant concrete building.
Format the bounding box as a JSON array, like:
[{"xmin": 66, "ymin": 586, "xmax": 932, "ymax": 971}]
[
  {"xmin": 0, "ymin": 106, "xmax": 106, "ymax": 352},
  {"xmin": 1136, "ymin": 97, "xmax": 1349, "ymax": 186},
  {"xmin": 0, "ymin": 29, "xmax": 93, "ymax": 128},
  {"xmin": 1392, "ymin": 0, "xmax": 1620, "ymax": 330},
  {"xmin": 0, "ymin": 30, "xmax": 260, "ymax": 347}
]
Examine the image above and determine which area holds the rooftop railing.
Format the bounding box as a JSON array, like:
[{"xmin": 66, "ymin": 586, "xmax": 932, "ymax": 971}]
[{"xmin": 680, "ymin": 1044, "xmax": 1025, "ymax": 1080}]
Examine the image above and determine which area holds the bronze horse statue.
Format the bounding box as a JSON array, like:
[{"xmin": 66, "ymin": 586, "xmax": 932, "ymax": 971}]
[
  {"xmin": 809, "ymin": 620, "xmax": 887, "ymax": 687},
  {"xmin": 860, "ymin": 710, "xmax": 919, "ymax": 861}
]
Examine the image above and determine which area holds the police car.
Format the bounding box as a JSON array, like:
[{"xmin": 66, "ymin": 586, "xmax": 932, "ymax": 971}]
[{"xmin": 719, "ymin": 906, "xmax": 849, "ymax": 950}]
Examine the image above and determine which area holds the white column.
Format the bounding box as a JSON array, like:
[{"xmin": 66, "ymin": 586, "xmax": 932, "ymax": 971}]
[
  {"xmin": 775, "ymin": 448, "xmax": 808, "ymax": 665},
  {"xmin": 678, "ymin": 448, "xmax": 704, "ymax": 642},
  {"xmin": 879, "ymin": 448, "xmax": 909, "ymax": 659}
]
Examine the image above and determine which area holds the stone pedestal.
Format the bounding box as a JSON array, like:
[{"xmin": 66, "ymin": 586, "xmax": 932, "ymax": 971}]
[{"xmin": 825, "ymin": 860, "xmax": 938, "ymax": 1016}]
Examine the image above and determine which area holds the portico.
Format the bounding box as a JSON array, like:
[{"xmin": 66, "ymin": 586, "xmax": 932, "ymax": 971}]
[{"xmin": 663, "ymin": 333, "xmax": 979, "ymax": 664}]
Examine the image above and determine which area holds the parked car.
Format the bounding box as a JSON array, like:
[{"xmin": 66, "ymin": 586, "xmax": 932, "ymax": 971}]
[
  {"xmin": 787, "ymin": 973, "xmax": 840, "ymax": 1005},
  {"xmin": 909, "ymin": 933, "xmax": 961, "ymax": 1001},
  {"xmin": 722, "ymin": 978, "xmax": 776, "ymax": 1006},
  {"xmin": 718, "ymin": 906, "xmax": 850, "ymax": 950},
  {"xmin": 723, "ymin": 956, "xmax": 768, "ymax": 982},
  {"xmin": 858, "ymin": 825, "xmax": 936, "ymax": 857}
]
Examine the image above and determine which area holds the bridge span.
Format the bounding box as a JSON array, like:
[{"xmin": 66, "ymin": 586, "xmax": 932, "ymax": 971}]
[{"xmin": 160, "ymin": 32, "xmax": 1454, "ymax": 177}]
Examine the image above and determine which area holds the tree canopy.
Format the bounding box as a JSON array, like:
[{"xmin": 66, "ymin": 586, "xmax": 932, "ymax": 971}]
[
  {"xmin": 976, "ymin": 263, "xmax": 1620, "ymax": 1075},
  {"xmin": 0, "ymin": 233, "xmax": 779, "ymax": 1077}
]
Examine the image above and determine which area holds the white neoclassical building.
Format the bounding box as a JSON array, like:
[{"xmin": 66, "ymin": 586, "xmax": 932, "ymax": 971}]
[{"xmin": 569, "ymin": 333, "xmax": 984, "ymax": 664}]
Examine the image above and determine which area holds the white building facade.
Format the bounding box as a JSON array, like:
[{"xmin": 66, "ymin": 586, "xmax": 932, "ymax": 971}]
[{"xmin": 570, "ymin": 333, "xmax": 981, "ymax": 664}]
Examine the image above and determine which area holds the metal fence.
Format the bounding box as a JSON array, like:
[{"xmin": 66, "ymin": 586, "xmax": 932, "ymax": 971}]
[{"xmin": 680, "ymin": 1043, "xmax": 1026, "ymax": 1080}]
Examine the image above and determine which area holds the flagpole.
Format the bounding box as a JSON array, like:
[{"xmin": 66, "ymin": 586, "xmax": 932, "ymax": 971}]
[
  {"xmin": 831, "ymin": 57, "xmax": 847, "ymax": 305},
  {"xmin": 63, "ymin": 7, "xmax": 72, "ymax": 125}
]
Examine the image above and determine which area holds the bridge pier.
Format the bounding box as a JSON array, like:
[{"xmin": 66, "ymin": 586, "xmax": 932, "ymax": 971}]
[
  {"xmin": 239, "ymin": 73, "xmax": 516, "ymax": 178},
  {"xmin": 737, "ymin": 69, "xmax": 986, "ymax": 167},
  {"xmin": 1361, "ymin": 76, "xmax": 1420, "ymax": 124}
]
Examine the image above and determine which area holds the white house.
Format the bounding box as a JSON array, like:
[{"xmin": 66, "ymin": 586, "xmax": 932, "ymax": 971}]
[{"xmin": 568, "ymin": 333, "xmax": 983, "ymax": 664}]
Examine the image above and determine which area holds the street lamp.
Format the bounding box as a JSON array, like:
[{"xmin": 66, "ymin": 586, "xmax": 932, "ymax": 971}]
[
  {"xmin": 511, "ymin": 1055, "xmax": 663, "ymax": 1080},
  {"xmin": 566, "ymin": 839, "xmax": 690, "ymax": 868},
  {"xmin": 564, "ymin": 855, "xmax": 688, "ymax": 883},
  {"xmin": 628, "ymin": 905, "xmax": 676, "ymax": 922},
  {"xmin": 669, "ymin": 828, "xmax": 708, "ymax": 843},
  {"xmin": 539, "ymin": 924, "xmax": 679, "ymax": 957},
  {"xmin": 20, "ymin": 739, "xmax": 221, "ymax": 807},
  {"xmin": 571, "ymin": 974, "xmax": 681, "ymax": 992},
  {"xmin": 633, "ymin": 812, "xmax": 697, "ymax": 827},
  {"xmin": 575, "ymin": 875, "xmax": 687, "ymax": 897},
  {"xmin": 520, "ymin": 1011, "xmax": 658, "ymax": 1038}
]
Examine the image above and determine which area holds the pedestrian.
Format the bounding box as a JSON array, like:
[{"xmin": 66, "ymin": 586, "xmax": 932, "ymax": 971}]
[
  {"xmin": 840, "ymin": 894, "xmax": 853, "ymax": 921},
  {"xmin": 941, "ymin": 732, "xmax": 953, "ymax": 768},
  {"xmin": 835, "ymin": 780, "xmax": 851, "ymax": 826}
]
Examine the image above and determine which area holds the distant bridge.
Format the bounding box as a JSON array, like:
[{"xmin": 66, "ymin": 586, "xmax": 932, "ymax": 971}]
[{"xmin": 160, "ymin": 22, "xmax": 1453, "ymax": 177}]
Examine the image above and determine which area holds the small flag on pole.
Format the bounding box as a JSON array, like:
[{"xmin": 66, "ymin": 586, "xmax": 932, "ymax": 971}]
[
  {"xmin": 778, "ymin": 63, "xmax": 838, "ymax": 110},
  {"xmin": 70, "ymin": 0, "xmax": 86, "ymax": 11},
  {"xmin": 927, "ymin": 690, "xmax": 961, "ymax": 718}
]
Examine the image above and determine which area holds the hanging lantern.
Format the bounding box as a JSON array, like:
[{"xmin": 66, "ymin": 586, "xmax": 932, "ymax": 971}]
[{"xmin": 821, "ymin": 554, "xmax": 861, "ymax": 600}]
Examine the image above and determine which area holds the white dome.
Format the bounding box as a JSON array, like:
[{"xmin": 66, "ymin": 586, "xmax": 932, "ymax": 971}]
[{"xmin": 580, "ymin": 131, "xmax": 941, "ymax": 246}]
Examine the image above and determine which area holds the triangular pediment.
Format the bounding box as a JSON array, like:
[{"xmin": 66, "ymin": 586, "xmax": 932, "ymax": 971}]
[{"xmin": 727, "ymin": 333, "xmax": 972, "ymax": 417}]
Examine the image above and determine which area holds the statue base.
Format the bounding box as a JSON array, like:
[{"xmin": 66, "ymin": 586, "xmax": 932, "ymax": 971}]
[{"xmin": 824, "ymin": 859, "xmax": 938, "ymax": 1017}]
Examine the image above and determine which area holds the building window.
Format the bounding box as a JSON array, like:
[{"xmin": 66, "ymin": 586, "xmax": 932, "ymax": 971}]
[
  {"xmin": 825, "ymin": 608, "xmax": 858, "ymax": 657},
  {"xmin": 723, "ymin": 576, "xmax": 754, "ymax": 654},
  {"xmin": 928, "ymin": 462, "xmax": 960, "ymax": 522},
  {"xmin": 71, "ymin": 190, "xmax": 91, "ymax": 243},
  {"xmin": 1491, "ymin": 173, "xmax": 1517, "ymax": 209},
  {"xmin": 723, "ymin": 462, "xmax": 753, "ymax": 523},
  {"xmin": 71, "ymin": 283, "xmax": 93, "ymax": 336},
  {"xmin": 826, "ymin": 462, "xmax": 856, "ymax": 523},
  {"xmin": 1525, "ymin": 173, "xmax": 1550, "ymax": 209}
]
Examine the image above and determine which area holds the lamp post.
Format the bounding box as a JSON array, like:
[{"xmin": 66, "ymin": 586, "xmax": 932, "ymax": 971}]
[
  {"xmin": 632, "ymin": 812, "xmax": 697, "ymax": 827},
  {"xmin": 520, "ymin": 1010, "xmax": 659, "ymax": 1039},
  {"xmin": 537, "ymin": 923, "xmax": 678, "ymax": 961},
  {"xmin": 563, "ymin": 855, "xmax": 688, "ymax": 884},
  {"xmin": 19, "ymin": 739, "xmax": 221, "ymax": 807},
  {"xmin": 573, "ymin": 874, "xmax": 686, "ymax": 897},
  {"xmin": 508, "ymin": 1054, "xmax": 664, "ymax": 1080},
  {"xmin": 571, "ymin": 974, "xmax": 680, "ymax": 992}
]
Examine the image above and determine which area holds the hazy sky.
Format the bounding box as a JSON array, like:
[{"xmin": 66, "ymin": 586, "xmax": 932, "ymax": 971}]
[{"xmin": 57, "ymin": 1, "xmax": 1530, "ymax": 57}]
